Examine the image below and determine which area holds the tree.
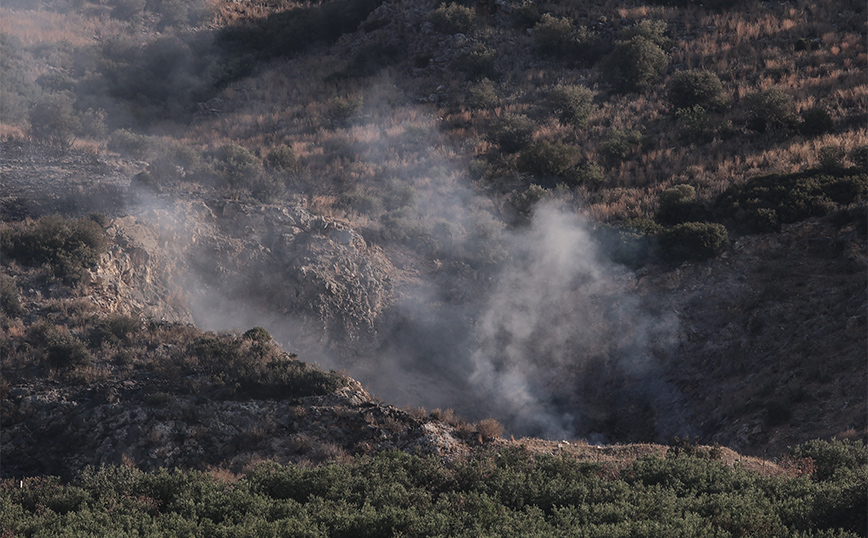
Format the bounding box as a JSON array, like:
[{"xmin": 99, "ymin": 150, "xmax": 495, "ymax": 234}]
[{"xmin": 29, "ymin": 94, "xmax": 80, "ymax": 149}]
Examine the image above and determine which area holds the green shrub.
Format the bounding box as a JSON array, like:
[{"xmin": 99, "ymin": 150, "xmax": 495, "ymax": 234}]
[
  {"xmin": 621, "ymin": 19, "xmax": 669, "ymax": 48},
  {"xmin": 0, "ymin": 215, "xmax": 108, "ymax": 285},
  {"xmin": 0, "ymin": 274, "xmax": 23, "ymax": 317},
  {"xmin": 89, "ymin": 314, "xmax": 142, "ymax": 347},
  {"xmin": 328, "ymin": 96, "xmax": 364, "ymax": 125},
  {"xmin": 214, "ymin": 143, "xmax": 263, "ymax": 187},
  {"xmin": 603, "ymin": 35, "xmax": 669, "ymax": 93},
  {"xmin": 675, "ymin": 105, "xmax": 716, "ymax": 142},
  {"xmin": 668, "ymin": 69, "xmax": 726, "ymax": 110},
  {"xmin": 658, "ymin": 222, "xmax": 728, "ymax": 262},
  {"xmin": 427, "ymin": 2, "xmax": 476, "ymax": 34},
  {"xmin": 469, "ymin": 78, "xmax": 498, "ymax": 109},
  {"xmin": 742, "ymin": 87, "xmax": 798, "ymax": 133},
  {"xmin": 656, "ymin": 184, "xmax": 704, "ymax": 224},
  {"xmin": 456, "ymin": 43, "xmax": 497, "ymax": 80},
  {"xmin": 850, "ymin": 145, "xmax": 868, "ymax": 169},
  {"xmin": 517, "ymin": 141, "xmax": 583, "ymax": 182},
  {"xmin": 532, "ymin": 14, "xmax": 603, "ymax": 66},
  {"xmin": 600, "ymin": 128, "xmax": 644, "ymax": 162},
  {"xmin": 490, "ymin": 113, "xmax": 535, "ymax": 153},
  {"xmin": 547, "ymin": 83, "xmax": 594, "ymax": 126},
  {"xmin": 243, "ymin": 326, "xmax": 273, "ymax": 343},
  {"xmin": 790, "ymin": 439, "xmax": 868, "ymax": 481},
  {"xmin": 818, "ymin": 145, "xmax": 846, "ymax": 172},
  {"xmin": 716, "ymin": 171, "xmax": 868, "ymax": 232},
  {"xmin": 29, "ymin": 94, "xmax": 81, "ymax": 149},
  {"xmin": 800, "ymin": 106, "xmax": 834, "ymax": 137},
  {"xmin": 46, "ymin": 332, "xmax": 92, "ymax": 370}
]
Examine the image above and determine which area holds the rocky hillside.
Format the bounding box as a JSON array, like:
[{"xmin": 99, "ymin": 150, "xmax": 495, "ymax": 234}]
[{"xmin": 1, "ymin": 0, "xmax": 866, "ymax": 479}]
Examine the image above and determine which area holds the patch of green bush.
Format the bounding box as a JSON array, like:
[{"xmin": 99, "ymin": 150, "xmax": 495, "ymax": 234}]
[
  {"xmin": 29, "ymin": 94, "xmax": 81, "ymax": 149},
  {"xmin": 800, "ymin": 106, "xmax": 834, "ymax": 137},
  {"xmin": 600, "ymin": 128, "xmax": 645, "ymax": 162},
  {"xmin": 455, "ymin": 43, "xmax": 497, "ymax": 80},
  {"xmin": 0, "ymin": 215, "xmax": 108, "ymax": 285},
  {"xmin": 658, "ymin": 221, "xmax": 728, "ymax": 262},
  {"xmin": 656, "ymin": 184, "xmax": 705, "ymax": 224},
  {"xmin": 668, "ymin": 69, "xmax": 726, "ymax": 111},
  {"xmin": 517, "ymin": 141, "xmax": 584, "ymax": 182},
  {"xmin": 4, "ymin": 441, "xmax": 866, "ymax": 537},
  {"xmin": 547, "ymin": 83, "xmax": 594, "ymax": 126},
  {"xmin": 0, "ymin": 274, "xmax": 23, "ymax": 317},
  {"xmin": 742, "ymin": 87, "xmax": 798, "ymax": 133},
  {"xmin": 532, "ymin": 14, "xmax": 604, "ymax": 66},
  {"xmin": 490, "ymin": 113, "xmax": 535, "ymax": 153},
  {"xmin": 427, "ymin": 2, "xmax": 476, "ymax": 34},
  {"xmin": 603, "ymin": 33, "xmax": 669, "ymax": 93},
  {"xmin": 716, "ymin": 170, "xmax": 868, "ymax": 233}
]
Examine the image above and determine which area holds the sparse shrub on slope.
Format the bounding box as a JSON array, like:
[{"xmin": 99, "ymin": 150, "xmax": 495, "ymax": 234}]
[
  {"xmin": 29, "ymin": 94, "xmax": 81, "ymax": 149},
  {"xmin": 603, "ymin": 34, "xmax": 669, "ymax": 93},
  {"xmin": 742, "ymin": 87, "xmax": 798, "ymax": 133},
  {"xmin": 427, "ymin": 2, "xmax": 476, "ymax": 34},
  {"xmin": 656, "ymin": 184, "xmax": 705, "ymax": 225},
  {"xmin": 547, "ymin": 83, "xmax": 594, "ymax": 126},
  {"xmin": 0, "ymin": 215, "xmax": 108, "ymax": 285},
  {"xmin": 668, "ymin": 69, "xmax": 726, "ymax": 111},
  {"xmin": 716, "ymin": 170, "xmax": 868, "ymax": 233},
  {"xmin": 658, "ymin": 222, "xmax": 728, "ymax": 262},
  {"xmin": 0, "ymin": 274, "xmax": 23, "ymax": 318},
  {"xmin": 532, "ymin": 14, "xmax": 605, "ymax": 66},
  {"xmin": 800, "ymin": 106, "xmax": 834, "ymax": 137},
  {"xmin": 517, "ymin": 141, "xmax": 584, "ymax": 183},
  {"xmin": 490, "ymin": 113, "xmax": 535, "ymax": 153}
]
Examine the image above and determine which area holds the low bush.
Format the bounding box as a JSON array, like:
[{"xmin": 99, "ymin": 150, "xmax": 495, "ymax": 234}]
[
  {"xmin": 517, "ymin": 141, "xmax": 584, "ymax": 183},
  {"xmin": 547, "ymin": 83, "xmax": 594, "ymax": 126},
  {"xmin": 658, "ymin": 221, "xmax": 728, "ymax": 262},
  {"xmin": 600, "ymin": 128, "xmax": 644, "ymax": 162},
  {"xmin": 490, "ymin": 113, "xmax": 535, "ymax": 153},
  {"xmin": 668, "ymin": 69, "xmax": 726, "ymax": 111},
  {"xmin": 603, "ymin": 35, "xmax": 669, "ymax": 93},
  {"xmin": 29, "ymin": 94, "xmax": 81, "ymax": 149},
  {"xmin": 716, "ymin": 170, "xmax": 868, "ymax": 232},
  {"xmin": 455, "ymin": 43, "xmax": 497, "ymax": 81},
  {"xmin": 742, "ymin": 87, "xmax": 798, "ymax": 133},
  {"xmin": 0, "ymin": 215, "xmax": 108, "ymax": 285},
  {"xmin": 656, "ymin": 184, "xmax": 704, "ymax": 224},
  {"xmin": 0, "ymin": 274, "xmax": 23, "ymax": 317},
  {"xmin": 532, "ymin": 14, "xmax": 604, "ymax": 66},
  {"xmin": 427, "ymin": 2, "xmax": 476, "ymax": 34},
  {"xmin": 800, "ymin": 106, "xmax": 834, "ymax": 137},
  {"xmin": 468, "ymin": 78, "xmax": 498, "ymax": 109}
]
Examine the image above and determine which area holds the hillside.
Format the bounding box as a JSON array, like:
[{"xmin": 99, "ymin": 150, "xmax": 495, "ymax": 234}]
[{"xmin": 1, "ymin": 0, "xmax": 866, "ymax": 487}]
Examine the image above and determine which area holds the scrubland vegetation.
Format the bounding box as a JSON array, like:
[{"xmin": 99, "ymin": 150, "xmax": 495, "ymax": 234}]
[
  {"xmin": 0, "ymin": 0, "xmax": 865, "ymax": 531},
  {"xmin": 2, "ymin": 441, "xmax": 866, "ymax": 537}
]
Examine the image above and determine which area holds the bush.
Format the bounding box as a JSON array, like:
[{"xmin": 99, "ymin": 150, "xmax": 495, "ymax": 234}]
[
  {"xmin": 29, "ymin": 94, "xmax": 81, "ymax": 149},
  {"xmin": 46, "ymin": 332, "xmax": 92, "ymax": 370},
  {"xmin": 675, "ymin": 105, "xmax": 715, "ymax": 142},
  {"xmin": 621, "ymin": 19, "xmax": 669, "ymax": 48},
  {"xmin": 790, "ymin": 439, "xmax": 868, "ymax": 481},
  {"xmin": 469, "ymin": 78, "xmax": 498, "ymax": 109},
  {"xmin": 490, "ymin": 113, "xmax": 535, "ymax": 153},
  {"xmin": 850, "ymin": 145, "xmax": 868, "ymax": 169},
  {"xmin": 603, "ymin": 35, "xmax": 669, "ymax": 93},
  {"xmin": 455, "ymin": 43, "xmax": 497, "ymax": 80},
  {"xmin": 818, "ymin": 145, "xmax": 846, "ymax": 172},
  {"xmin": 656, "ymin": 184, "xmax": 704, "ymax": 224},
  {"xmin": 600, "ymin": 128, "xmax": 644, "ymax": 162},
  {"xmin": 743, "ymin": 88, "xmax": 798, "ymax": 133},
  {"xmin": 668, "ymin": 69, "xmax": 726, "ymax": 110},
  {"xmin": 0, "ymin": 274, "xmax": 22, "ymax": 317},
  {"xmin": 0, "ymin": 215, "xmax": 108, "ymax": 285},
  {"xmin": 800, "ymin": 106, "xmax": 834, "ymax": 137},
  {"xmin": 427, "ymin": 2, "xmax": 476, "ymax": 34},
  {"xmin": 476, "ymin": 418, "xmax": 503, "ymax": 441},
  {"xmin": 547, "ymin": 83, "xmax": 594, "ymax": 126},
  {"xmin": 658, "ymin": 222, "xmax": 728, "ymax": 262},
  {"xmin": 517, "ymin": 141, "xmax": 583, "ymax": 182},
  {"xmin": 532, "ymin": 14, "xmax": 603, "ymax": 66},
  {"xmin": 214, "ymin": 143, "xmax": 262, "ymax": 187}
]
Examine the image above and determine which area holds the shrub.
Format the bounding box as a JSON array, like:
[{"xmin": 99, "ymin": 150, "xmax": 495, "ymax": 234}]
[
  {"xmin": 469, "ymin": 78, "xmax": 498, "ymax": 109},
  {"xmin": 328, "ymin": 96, "xmax": 364, "ymax": 125},
  {"xmin": 456, "ymin": 43, "xmax": 497, "ymax": 80},
  {"xmin": 621, "ymin": 19, "xmax": 669, "ymax": 48},
  {"xmin": 818, "ymin": 146, "xmax": 846, "ymax": 172},
  {"xmin": 790, "ymin": 439, "xmax": 868, "ymax": 481},
  {"xmin": 800, "ymin": 106, "xmax": 834, "ymax": 137},
  {"xmin": 742, "ymin": 88, "xmax": 798, "ymax": 133},
  {"xmin": 46, "ymin": 332, "xmax": 93, "ymax": 370},
  {"xmin": 476, "ymin": 418, "xmax": 504, "ymax": 441},
  {"xmin": 668, "ymin": 69, "xmax": 726, "ymax": 110},
  {"xmin": 490, "ymin": 113, "xmax": 535, "ymax": 153},
  {"xmin": 658, "ymin": 222, "xmax": 728, "ymax": 262},
  {"xmin": 427, "ymin": 2, "xmax": 476, "ymax": 34},
  {"xmin": 656, "ymin": 184, "xmax": 704, "ymax": 224},
  {"xmin": 243, "ymin": 326, "xmax": 273, "ymax": 343},
  {"xmin": 600, "ymin": 128, "xmax": 644, "ymax": 162},
  {"xmin": 603, "ymin": 35, "xmax": 669, "ymax": 93},
  {"xmin": 214, "ymin": 143, "xmax": 262, "ymax": 187},
  {"xmin": 107, "ymin": 129, "xmax": 154, "ymax": 158},
  {"xmin": 675, "ymin": 105, "xmax": 715, "ymax": 142},
  {"xmin": 89, "ymin": 314, "xmax": 142, "ymax": 347},
  {"xmin": 29, "ymin": 94, "xmax": 81, "ymax": 149},
  {"xmin": 547, "ymin": 83, "xmax": 594, "ymax": 126},
  {"xmin": 0, "ymin": 215, "xmax": 108, "ymax": 285},
  {"xmin": 0, "ymin": 274, "xmax": 23, "ymax": 317},
  {"xmin": 517, "ymin": 141, "xmax": 583, "ymax": 182},
  {"xmin": 850, "ymin": 145, "xmax": 868, "ymax": 169},
  {"xmin": 532, "ymin": 14, "xmax": 603, "ymax": 66}
]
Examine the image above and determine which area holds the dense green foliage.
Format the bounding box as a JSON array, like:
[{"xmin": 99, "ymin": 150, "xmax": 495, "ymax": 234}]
[
  {"xmin": 716, "ymin": 169, "xmax": 868, "ymax": 233},
  {"xmin": 0, "ymin": 215, "xmax": 108, "ymax": 285},
  {"xmin": 658, "ymin": 222, "xmax": 729, "ymax": 262},
  {"xmin": 3, "ymin": 442, "xmax": 865, "ymax": 537}
]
